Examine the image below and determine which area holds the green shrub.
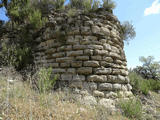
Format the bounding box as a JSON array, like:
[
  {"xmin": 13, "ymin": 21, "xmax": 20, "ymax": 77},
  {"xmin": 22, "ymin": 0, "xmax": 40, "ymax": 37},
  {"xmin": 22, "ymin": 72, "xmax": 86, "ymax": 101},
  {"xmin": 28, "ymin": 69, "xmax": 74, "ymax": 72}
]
[
  {"xmin": 37, "ymin": 67, "xmax": 57, "ymax": 94},
  {"xmin": 129, "ymin": 72, "xmax": 160, "ymax": 95},
  {"xmin": 28, "ymin": 9, "xmax": 48, "ymax": 29},
  {"xmin": 102, "ymin": 0, "xmax": 116, "ymax": 10},
  {"xmin": 121, "ymin": 21, "xmax": 136, "ymax": 42},
  {"xmin": 119, "ymin": 98, "xmax": 142, "ymax": 119}
]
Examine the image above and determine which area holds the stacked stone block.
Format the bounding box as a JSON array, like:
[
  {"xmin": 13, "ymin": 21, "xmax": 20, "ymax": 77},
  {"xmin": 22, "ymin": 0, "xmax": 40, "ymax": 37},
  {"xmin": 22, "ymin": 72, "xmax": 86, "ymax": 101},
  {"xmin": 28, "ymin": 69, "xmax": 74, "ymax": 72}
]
[{"xmin": 34, "ymin": 9, "xmax": 132, "ymax": 98}]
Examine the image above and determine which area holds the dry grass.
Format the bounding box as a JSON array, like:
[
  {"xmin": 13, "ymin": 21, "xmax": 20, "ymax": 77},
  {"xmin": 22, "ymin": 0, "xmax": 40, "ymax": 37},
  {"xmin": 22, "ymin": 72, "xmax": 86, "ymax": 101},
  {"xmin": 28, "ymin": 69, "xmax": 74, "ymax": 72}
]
[{"xmin": 0, "ymin": 68, "xmax": 129, "ymax": 120}]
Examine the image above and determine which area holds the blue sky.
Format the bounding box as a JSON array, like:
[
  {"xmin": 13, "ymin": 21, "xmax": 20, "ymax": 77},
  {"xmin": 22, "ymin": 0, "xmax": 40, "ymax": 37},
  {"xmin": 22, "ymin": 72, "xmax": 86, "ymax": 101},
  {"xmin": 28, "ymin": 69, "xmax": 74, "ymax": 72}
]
[{"xmin": 0, "ymin": 0, "xmax": 160, "ymax": 68}]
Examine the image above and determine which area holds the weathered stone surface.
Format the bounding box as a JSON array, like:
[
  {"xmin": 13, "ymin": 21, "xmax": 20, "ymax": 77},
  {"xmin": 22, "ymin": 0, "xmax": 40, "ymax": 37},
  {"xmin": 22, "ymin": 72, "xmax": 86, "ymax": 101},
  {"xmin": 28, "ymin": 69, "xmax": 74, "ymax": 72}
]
[
  {"xmin": 105, "ymin": 92, "xmax": 118, "ymax": 98},
  {"xmin": 100, "ymin": 27, "xmax": 110, "ymax": 36},
  {"xmin": 52, "ymin": 52, "xmax": 65, "ymax": 58},
  {"xmin": 99, "ymin": 83, "xmax": 112, "ymax": 91},
  {"xmin": 94, "ymin": 68, "xmax": 112, "ymax": 75},
  {"xmin": 67, "ymin": 68, "xmax": 76, "ymax": 74},
  {"xmin": 111, "ymin": 46, "xmax": 119, "ymax": 53},
  {"xmin": 87, "ymin": 75, "xmax": 107, "ymax": 82},
  {"xmin": 91, "ymin": 56, "xmax": 102, "ymax": 61},
  {"xmin": 103, "ymin": 57, "xmax": 113, "ymax": 62},
  {"xmin": 99, "ymin": 98, "xmax": 115, "ymax": 109},
  {"xmin": 73, "ymin": 45, "xmax": 86, "ymax": 50},
  {"xmin": 73, "ymin": 75, "xmax": 85, "ymax": 81},
  {"xmin": 53, "ymin": 68, "xmax": 66, "ymax": 74},
  {"xmin": 69, "ymin": 81, "xmax": 83, "ymax": 89},
  {"xmin": 57, "ymin": 45, "xmax": 72, "ymax": 52},
  {"xmin": 94, "ymin": 50, "xmax": 108, "ymax": 55},
  {"xmin": 60, "ymin": 63, "xmax": 70, "ymax": 67},
  {"xmin": 77, "ymin": 67, "xmax": 92, "ymax": 75},
  {"xmin": 117, "ymin": 75, "xmax": 126, "ymax": 83},
  {"xmin": 93, "ymin": 90, "xmax": 104, "ymax": 97},
  {"xmin": 76, "ymin": 56, "xmax": 89, "ymax": 61},
  {"xmin": 71, "ymin": 61, "xmax": 82, "ymax": 67},
  {"xmin": 112, "ymin": 84, "xmax": 121, "ymax": 90},
  {"xmin": 109, "ymin": 52, "xmax": 120, "ymax": 58},
  {"xmin": 112, "ymin": 69, "xmax": 121, "ymax": 75},
  {"xmin": 81, "ymin": 96, "xmax": 97, "ymax": 105},
  {"xmin": 67, "ymin": 50, "xmax": 83, "ymax": 57},
  {"xmin": 56, "ymin": 57, "xmax": 74, "ymax": 63},
  {"xmin": 103, "ymin": 44, "xmax": 111, "ymax": 51},
  {"xmin": 87, "ymin": 45, "xmax": 103, "ymax": 50},
  {"xmin": 127, "ymin": 84, "xmax": 132, "ymax": 91},
  {"xmin": 61, "ymin": 74, "xmax": 72, "ymax": 81},
  {"xmin": 83, "ymin": 61, "xmax": 100, "ymax": 67},
  {"xmin": 84, "ymin": 49, "xmax": 94, "ymax": 56},
  {"xmin": 92, "ymin": 26, "xmax": 100, "ymax": 33},
  {"xmin": 50, "ymin": 63, "xmax": 59, "ymax": 68}
]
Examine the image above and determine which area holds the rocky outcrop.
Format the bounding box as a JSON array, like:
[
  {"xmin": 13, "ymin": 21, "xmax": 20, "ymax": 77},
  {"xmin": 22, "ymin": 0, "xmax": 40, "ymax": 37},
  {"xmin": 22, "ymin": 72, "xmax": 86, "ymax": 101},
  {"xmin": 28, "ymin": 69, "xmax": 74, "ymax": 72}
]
[{"xmin": 34, "ymin": 8, "xmax": 132, "ymax": 99}]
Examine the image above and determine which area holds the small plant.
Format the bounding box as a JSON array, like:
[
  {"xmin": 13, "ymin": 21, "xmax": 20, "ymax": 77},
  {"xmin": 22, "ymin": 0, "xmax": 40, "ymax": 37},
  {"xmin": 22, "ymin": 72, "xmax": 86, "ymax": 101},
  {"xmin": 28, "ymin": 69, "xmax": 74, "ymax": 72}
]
[
  {"xmin": 102, "ymin": 0, "xmax": 116, "ymax": 11},
  {"xmin": 37, "ymin": 67, "xmax": 57, "ymax": 94},
  {"xmin": 119, "ymin": 98, "xmax": 142, "ymax": 119},
  {"xmin": 121, "ymin": 21, "xmax": 136, "ymax": 42}
]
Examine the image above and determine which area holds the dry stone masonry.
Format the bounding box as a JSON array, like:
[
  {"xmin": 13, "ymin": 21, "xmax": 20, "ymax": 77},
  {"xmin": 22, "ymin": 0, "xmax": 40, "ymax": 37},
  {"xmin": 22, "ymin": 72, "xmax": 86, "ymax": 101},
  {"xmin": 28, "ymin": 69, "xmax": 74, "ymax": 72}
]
[{"xmin": 34, "ymin": 9, "xmax": 132, "ymax": 99}]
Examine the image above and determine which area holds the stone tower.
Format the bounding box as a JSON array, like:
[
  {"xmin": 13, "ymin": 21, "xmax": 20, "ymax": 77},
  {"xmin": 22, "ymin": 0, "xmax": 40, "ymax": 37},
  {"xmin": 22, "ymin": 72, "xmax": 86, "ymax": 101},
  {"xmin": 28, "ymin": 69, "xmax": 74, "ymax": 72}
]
[{"xmin": 34, "ymin": 8, "xmax": 132, "ymax": 98}]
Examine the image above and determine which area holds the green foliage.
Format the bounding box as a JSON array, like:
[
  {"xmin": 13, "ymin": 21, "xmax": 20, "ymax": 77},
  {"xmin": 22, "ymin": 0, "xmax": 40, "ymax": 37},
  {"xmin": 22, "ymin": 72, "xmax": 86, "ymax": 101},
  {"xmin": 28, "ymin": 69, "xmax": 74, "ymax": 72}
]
[
  {"xmin": 121, "ymin": 21, "xmax": 136, "ymax": 42},
  {"xmin": 28, "ymin": 9, "xmax": 48, "ymax": 29},
  {"xmin": 0, "ymin": 42, "xmax": 33, "ymax": 70},
  {"xmin": 102, "ymin": 0, "xmax": 116, "ymax": 10},
  {"xmin": 129, "ymin": 72, "xmax": 160, "ymax": 95},
  {"xmin": 134, "ymin": 56, "xmax": 160, "ymax": 80},
  {"xmin": 69, "ymin": 0, "xmax": 114, "ymax": 12},
  {"xmin": 119, "ymin": 98, "xmax": 142, "ymax": 119},
  {"xmin": 37, "ymin": 67, "xmax": 57, "ymax": 94}
]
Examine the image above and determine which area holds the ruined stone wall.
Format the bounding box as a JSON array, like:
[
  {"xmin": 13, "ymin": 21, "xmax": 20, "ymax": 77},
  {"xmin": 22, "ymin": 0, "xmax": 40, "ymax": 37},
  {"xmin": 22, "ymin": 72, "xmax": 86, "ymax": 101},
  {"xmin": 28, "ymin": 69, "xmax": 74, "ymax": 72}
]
[{"xmin": 34, "ymin": 9, "xmax": 132, "ymax": 98}]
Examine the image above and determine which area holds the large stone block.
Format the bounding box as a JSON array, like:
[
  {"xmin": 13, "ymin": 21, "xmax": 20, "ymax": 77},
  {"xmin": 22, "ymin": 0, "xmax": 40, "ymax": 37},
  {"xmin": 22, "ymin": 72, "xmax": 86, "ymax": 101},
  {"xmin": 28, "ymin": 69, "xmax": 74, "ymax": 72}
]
[
  {"xmin": 61, "ymin": 74, "xmax": 73, "ymax": 81},
  {"xmin": 93, "ymin": 90, "xmax": 104, "ymax": 97},
  {"xmin": 73, "ymin": 45, "xmax": 86, "ymax": 50},
  {"xmin": 50, "ymin": 63, "xmax": 59, "ymax": 68},
  {"xmin": 60, "ymin": 63, "xmax": 70, "ymax": 68},
  {"xmin": 100, "ymin": 27, "xmax": 110, "ymax": 36},
  {"xmin": 84, "ymin": 49, "xmax": 94, "ymax": 56},
  {"xmin": 87, "ymin": 75, "xmax": 107, "ymax": 82},
  {"xmin": 83, "ymin": 61, "xmax": 100, "ymax": 67},
  {"xmin": 103, "ymin": 57, "xmax": 113, "ymax": 62},
  {"xmin": 91, "ymin": 56, "xmax": 102, "ymax": 61},
  {"xmin": 87, "ymin": 45, "xmax": 103, "ymax": 50},
  {"xmin": 72, "ymin": 75, "xmax": 85, "ymax": 81},
  {"xmin": 76, "ymin": 56, "xmax": 89, "ymax": 61},
  {"xmin": 53, "ymin": 68, "xmax": 66, "ymax": 74},
  {"xmin": 77, "ymin": 67, "xmax": 92, "ymax": 75},
  {"xmin": 94, "ymin": 68, "xmax": 112, "ymax": 75},
  {"xmin": 99, "ymin": 83, "xmax": 112, "ymax": 91},
  {"xmin": 56, "ymin": 57, "xmax": 74, "ymax": 63},
  {"xmin": 57, "ymin": 45, "xmax": 72, "ymax": 52},
  {"xmin": 67, "ymin": 68, "xmax": 76, "ymax": 74},
  {"xmin": 94, "ymin": 50, "xmax": 108, "ymax": 56},
  {"xmin": 92, "ymin": 26, "xmax": 100, "ymax": 34},
  {"xmin": 52, "ymin": 52, "xmax": 65, "ymax": 58},
  {"xmin": 112, "ymin": 84, "xmax": 122, "ymax": 90},
  {"xmin": 67, "ymin": 50, "xmax": 83, "ymax": 57},
  {"xmin": 71, "ymin": 61, "xmax": 82, "ymax": 67}
]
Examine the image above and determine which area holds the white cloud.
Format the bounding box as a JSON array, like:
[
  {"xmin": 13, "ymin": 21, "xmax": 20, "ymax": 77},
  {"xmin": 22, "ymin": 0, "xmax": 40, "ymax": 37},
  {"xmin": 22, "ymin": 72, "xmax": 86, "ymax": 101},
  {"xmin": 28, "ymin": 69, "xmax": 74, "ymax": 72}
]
[{"xmin": 144, "ymin": 0, "xmax": 160, "ymax": 16}]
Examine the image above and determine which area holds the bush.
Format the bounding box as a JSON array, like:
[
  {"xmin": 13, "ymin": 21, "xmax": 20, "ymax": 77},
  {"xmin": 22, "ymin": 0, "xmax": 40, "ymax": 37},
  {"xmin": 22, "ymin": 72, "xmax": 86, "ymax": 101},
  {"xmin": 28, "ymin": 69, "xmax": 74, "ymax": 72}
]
[
  {"xmin": 102, "ymin": 0, "xmax": 116, "ymax": 10},
  {"xmin": 37, "ymin": 67, "xmax": 57, "ymax": 94},
  {"xmin": 119, "ymin": 98, "xmax": 142, "ymax": 119},
  {"xmin": 129, "ymin": 72, "xmax": 160, "ymax": 95},
  {"xmin": 121, "ymin": 21, "xmax": 136, "ymax": 42}
]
